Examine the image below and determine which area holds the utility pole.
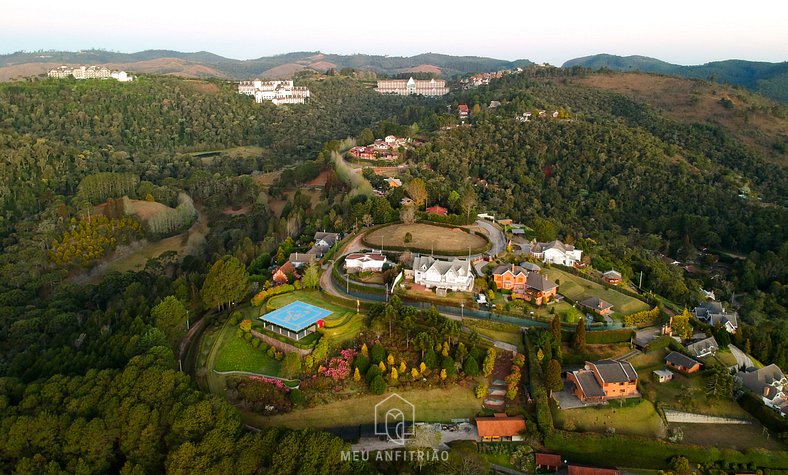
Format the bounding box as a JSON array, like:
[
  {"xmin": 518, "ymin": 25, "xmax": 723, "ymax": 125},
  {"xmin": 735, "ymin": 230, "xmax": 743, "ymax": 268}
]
[
  {"xmin": 186, "ymin": 310, "xmax": 190, "ymax": 330},
  {"xmin": 639, "ymin": 271, "xmax": 643, "ymax": 289}
]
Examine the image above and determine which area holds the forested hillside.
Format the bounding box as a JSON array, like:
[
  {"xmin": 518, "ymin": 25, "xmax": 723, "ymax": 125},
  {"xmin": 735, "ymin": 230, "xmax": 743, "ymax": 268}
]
[
  {"xmin": 563, "ymin": 54, "xmax": 788, "ymax": 103},
  {"xmin": 410, "ymin": 70, "xmax": 787, "ymax": 367},
  {"xmin": 0, "ymin": 68, "xmax": 785, "ymax": 471},
  {"xmin": 0, "ymin": 74, "xmax": 423, "ymax": 472}
]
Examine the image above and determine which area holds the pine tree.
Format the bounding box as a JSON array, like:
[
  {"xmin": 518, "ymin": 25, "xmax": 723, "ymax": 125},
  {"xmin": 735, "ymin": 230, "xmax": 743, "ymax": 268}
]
[{"xmin": 573, "ymin": 317, "xmax": 586, "ymax": 350}]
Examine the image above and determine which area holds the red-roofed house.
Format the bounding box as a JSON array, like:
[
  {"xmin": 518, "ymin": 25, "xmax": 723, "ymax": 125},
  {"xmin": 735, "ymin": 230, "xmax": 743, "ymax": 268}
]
[
  {"xmin": 426, "ymin": 205, "xmax": 448, "ymax": 216},
  {"xmin": 568, "ymin": 465, "xmax": 621, "ymax": 475},
  {"xmin": 272, "ymin": 261, "xmax": 297, "ymax": 285},
  {"xmin": 536, "ymin": 453, "xmax": 562, "ymax": 472},
  {"xmin": 458, "ymin": 104, "xmax": 469, "ymax": 119},
  {"xmin": 475, "ymin": 414, "xmax": 526, "ymax": 442}
]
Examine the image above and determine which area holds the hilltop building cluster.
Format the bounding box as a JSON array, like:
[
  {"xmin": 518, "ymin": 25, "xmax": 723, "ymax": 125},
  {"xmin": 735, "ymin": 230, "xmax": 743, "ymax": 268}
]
[
  {"xmin": 348, "ymin": 135, "xmax": 410, "ymax": 161},
  {"xmin": 375, "ymin": 77, "xmax": 449, "ymax": 96},
  {"xmin": 238, "ymin": 79, "xmax": 311, "ymax": 105},
  {"xmin": 47, "ymin": 66, "xmax": 133, "ymax": 82}
]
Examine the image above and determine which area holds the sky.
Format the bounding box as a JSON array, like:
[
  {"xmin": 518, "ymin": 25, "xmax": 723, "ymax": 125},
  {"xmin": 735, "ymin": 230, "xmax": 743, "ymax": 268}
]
[{"xmin": 2, "ymin": 0, "xmax": 787, "ymax": 65}]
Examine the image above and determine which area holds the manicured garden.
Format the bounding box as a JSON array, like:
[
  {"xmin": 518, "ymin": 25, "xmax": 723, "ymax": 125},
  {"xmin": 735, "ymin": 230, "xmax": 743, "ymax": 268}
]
[{"xmin": 542, "ymin": 267, "xmax": 651, "ymax": 315}]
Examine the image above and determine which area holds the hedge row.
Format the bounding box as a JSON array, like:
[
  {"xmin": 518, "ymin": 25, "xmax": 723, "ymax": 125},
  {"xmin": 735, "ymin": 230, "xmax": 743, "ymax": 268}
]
[
  {"xmin": 417, "ymin": 212, "xmax": 476, "ymax": 226},
  {"xmin": 585, "ymin": 329, "xmax": 634, "ymax": 344},
  {"xmin": 623, "ymin": 307, "xmax": 661, "ymax": 328},
  {"xmin": 546, "ymin": 430, "xmax": 788, "ymax": 470},
  {"xmin": 738, "ymin": 391, "xmax": 788, "ymax": 433},
  {"xmin": 250, "ymin": 284, "xmax": 295, "ymax": 307}
]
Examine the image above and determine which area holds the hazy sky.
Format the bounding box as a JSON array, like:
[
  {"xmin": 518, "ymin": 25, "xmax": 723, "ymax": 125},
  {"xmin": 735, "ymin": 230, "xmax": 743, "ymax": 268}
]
[{"xmin": 2, "ymin": 0, "xmax": 786, "ymax": 65}]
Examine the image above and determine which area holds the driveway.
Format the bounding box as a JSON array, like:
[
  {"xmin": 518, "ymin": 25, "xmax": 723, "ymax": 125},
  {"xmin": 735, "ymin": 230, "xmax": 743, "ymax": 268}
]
[
  {"xmin": 729, "ymin": 344, "xmax": 754, "ymax": 370},
  {"xmin": 475, "ymin": 219, "xmax": 506, "ymax": 256}
]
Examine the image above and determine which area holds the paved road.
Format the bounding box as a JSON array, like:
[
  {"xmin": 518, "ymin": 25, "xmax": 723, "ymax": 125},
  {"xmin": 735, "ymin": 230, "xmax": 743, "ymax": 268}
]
[
  {"xmin": 351, "ymin": 424, "xmax": 478, "ymax": 451},
  {"xmin": 475, "ymin": 219, "xmax": 506, "ymax": 256}
]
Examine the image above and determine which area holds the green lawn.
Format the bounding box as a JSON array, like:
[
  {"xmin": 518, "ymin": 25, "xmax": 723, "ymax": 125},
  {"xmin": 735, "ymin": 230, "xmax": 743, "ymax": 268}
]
[
  {"xmin": 213, "ymin": 318, "xmax": 282, "ymax": 375},
  {"xmin": 543, "ymin": 268, "xmax": 651, "ymax": 315},
  {"xmin": 639, "ymin": 368, "xmax": 751, "ymax": 419},
  {"xmin": 552, "ymin": 400, "xmax": 666, "ymax": 438},
  {"xmin": 246, "ymin": 385, "xmax": 482, "ymax": 429},
  {"xmin": 464, "ymin": 321, "xmax": 524, "ymax": 351}
]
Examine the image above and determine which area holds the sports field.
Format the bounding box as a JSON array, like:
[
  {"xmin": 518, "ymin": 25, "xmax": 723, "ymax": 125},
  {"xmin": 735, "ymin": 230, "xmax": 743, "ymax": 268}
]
[{"xmin": 364, "ymin": 223, "xmax": 488, "ymax": 253}]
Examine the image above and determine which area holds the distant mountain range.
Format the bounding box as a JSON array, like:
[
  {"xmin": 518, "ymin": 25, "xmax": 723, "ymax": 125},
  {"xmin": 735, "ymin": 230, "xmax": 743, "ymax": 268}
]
[
  {"xmin": 0, "ymin": 49, "xmax": 785, "ymax": 102},
  {"xmin": 0, "ymin": 49, "xmax": 532, "ymax": 82},
  {"xmin": 563, "ymin": 54, "xmax": 788, "ymax": 103}
]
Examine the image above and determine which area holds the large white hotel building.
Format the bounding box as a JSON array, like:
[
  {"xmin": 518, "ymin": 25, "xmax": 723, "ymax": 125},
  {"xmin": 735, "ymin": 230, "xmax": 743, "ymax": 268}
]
[{"xmin": 237, "ymin": 80, "xmax": 311, "ymax": 105}]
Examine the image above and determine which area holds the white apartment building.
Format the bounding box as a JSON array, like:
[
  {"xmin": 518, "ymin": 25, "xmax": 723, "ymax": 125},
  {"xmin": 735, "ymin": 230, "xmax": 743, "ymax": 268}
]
[
  {"xmin": 237, "ymin": 79, "xmax": 311, "ymax": 105},
  {"xmin": 47, "ymin": 66, "xmax": 133, "ymax": 82},
  {"xmin": 375, "ymin": 77, "xmax": 449, "ymax": 96}
]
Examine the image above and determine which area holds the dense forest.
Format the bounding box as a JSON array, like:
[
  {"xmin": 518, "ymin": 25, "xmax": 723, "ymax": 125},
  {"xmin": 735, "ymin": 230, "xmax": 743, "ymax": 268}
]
[
  {"xmin": 0, "ymin": 74, "xmax": 425, "ymax": 472},
  {"xmin": 0, "ymin": 68, "xmax": 785, "ymax": 472}
]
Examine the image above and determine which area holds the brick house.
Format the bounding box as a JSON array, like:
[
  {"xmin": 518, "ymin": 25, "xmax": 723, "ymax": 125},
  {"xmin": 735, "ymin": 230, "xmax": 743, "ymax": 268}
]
[
  {"xmin": 567, "ymin": 360, "xmax": 639, "ymax": 402},
  {"xmin": 492, "ymin": 264, "xmax": 528, "ymax": 292},
  {"xmin": 665, "ymin": 351, "xmax": 702, "ymax": 374}
]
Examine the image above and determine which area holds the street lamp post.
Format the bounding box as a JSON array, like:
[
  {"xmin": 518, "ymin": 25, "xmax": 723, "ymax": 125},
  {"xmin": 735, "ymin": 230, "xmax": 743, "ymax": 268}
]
[{"xmin": 461, "ymin": 302, "xmax": 464, "ymax": 318}]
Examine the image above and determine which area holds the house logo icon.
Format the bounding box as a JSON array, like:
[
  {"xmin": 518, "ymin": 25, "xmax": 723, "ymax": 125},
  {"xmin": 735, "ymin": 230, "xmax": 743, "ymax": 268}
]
[{"xmin": 374, "ymin": 393, "xmax": 415, "ymax": 445}]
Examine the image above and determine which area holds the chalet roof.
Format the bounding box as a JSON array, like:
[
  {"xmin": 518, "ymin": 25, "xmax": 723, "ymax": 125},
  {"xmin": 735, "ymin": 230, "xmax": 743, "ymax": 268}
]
[
  {"xmin": 520, "ymin": 262, "xmax": 541, "ymax": 272},
  {"xmin": 314, "ymin": 232, "xmax": 340, "ymax": 246},
  {"xmin": 665, "ymin": 351, "xmax": 702, "ymax": 369},
  {"xmin": 590, "ymin": 360, "xmax": 638, "ymax": 383},
  {"xmin": 536, "ymin": 453, "xmax": 562, "ymax": 467},
  {"xmin": 573, "ymin": 370, "xmax": 606, "ymax": 398},
  {"xmin": 740, "ymin": 364, "xmax": 786, "ymax": 394},
  {"xmin": 527, "ymin": 272, "xmax": 558, "ymax": 292},
  {"xmin": 686, "ymin": 336, "xmax": 719, "ymax": 356},
  {"xmin": 603, "ymin": 270, "xmax": 622, "ymax": 279},
  {"xmin": 540, "ymin": 240, "xmax": 575, "ymax": 254},
  {"xmin": 492, "ymin": 264, "xmax": 527, "ymax": 277},
  {"xmin": 580, "ymin": 296, "xmax": 613, "ymax": 311},
  {"xmin": 475, "ymin": 414, "xmax": 526, "ymax": 437},
  {"xmin": 412, "ymin": 256, "xmax": 471, "ymax": 277}
]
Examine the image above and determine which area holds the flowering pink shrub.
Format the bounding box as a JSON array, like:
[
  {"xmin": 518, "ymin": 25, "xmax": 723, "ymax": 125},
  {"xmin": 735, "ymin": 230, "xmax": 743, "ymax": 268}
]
[
  {"xmin": 318, "ymin": 348, "xmax": 358, "ymax": 382},
  {"xmin": 248, "ymin": 375, "xmax": 291, "ymax": 393}
]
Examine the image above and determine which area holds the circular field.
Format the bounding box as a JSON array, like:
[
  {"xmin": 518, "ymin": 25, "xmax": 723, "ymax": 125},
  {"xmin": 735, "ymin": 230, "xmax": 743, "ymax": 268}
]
[{"xmin": 363, "ymin": 223, "xmax": 489, "ymax": 254}]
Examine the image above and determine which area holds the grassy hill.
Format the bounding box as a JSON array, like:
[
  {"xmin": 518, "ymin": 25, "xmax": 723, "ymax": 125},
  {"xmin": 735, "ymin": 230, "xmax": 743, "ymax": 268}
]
[{"xmin": 563, "ymin": 54, "xmax": 788, "ymax": 103}]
